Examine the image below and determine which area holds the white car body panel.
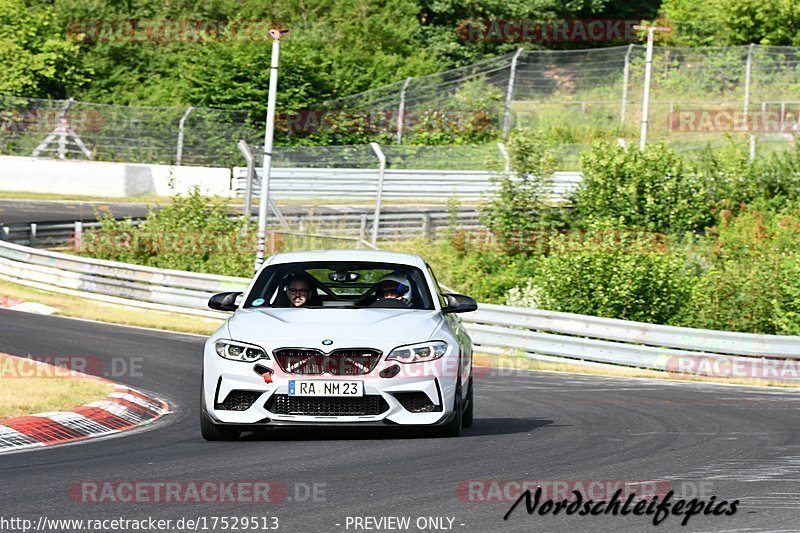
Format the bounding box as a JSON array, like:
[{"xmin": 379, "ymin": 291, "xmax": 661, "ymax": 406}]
[{"xmin": 201, "ymin": 250, "xmax": 473, "ymax": 431}]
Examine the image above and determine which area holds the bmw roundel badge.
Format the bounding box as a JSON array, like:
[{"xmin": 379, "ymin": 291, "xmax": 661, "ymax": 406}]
[{"xmin": 322, "ymin": 339, "xmax": 333, "ymax": 346}]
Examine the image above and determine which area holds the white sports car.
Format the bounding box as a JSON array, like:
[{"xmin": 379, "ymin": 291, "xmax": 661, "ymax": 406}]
[{"xmin": 200, "ymin": 249, "xmax": 477, "ymax": 440}]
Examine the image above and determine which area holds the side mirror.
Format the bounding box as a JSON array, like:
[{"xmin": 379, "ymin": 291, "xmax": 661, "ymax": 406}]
[
  {"xmin": 208, "ymin": 291, "xmax": 242, "ymax": 312},
  {"xmin": 442, "ymin": 293, "xmax": 478, "ymax": 314}
]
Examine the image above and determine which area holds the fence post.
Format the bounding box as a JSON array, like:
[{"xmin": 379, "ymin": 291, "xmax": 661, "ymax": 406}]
[
  {"xmin": 620, "ymin": 44, "xmax": 634, "ymax": 126},
  {"xmin": 175, "ymin": 106, "xmax": 194, "ymax": 166},
  {"xmin": 422, "ymin": 213, "xmax": 433, "ymax": 242},
  {"xmin": 668, "ymin": 101, "xmax": 674, "ymax": 132},
  {"xmin": 637, "ymin": 26, "xmax": 671, "ymax": 150},
  {"xmin": 396, "ymin": 77, "xmax": 412, "ymax": 144},
  {"xmin": 502, "ymin": 48, "xmax": 524, "ymax": 139},
  {"xmin": 780, "ymin": 101, "xmax": 786, "ymax": 131},
  {"xmin": 743, "ymin": 44, "xmax": 754, "ymax": 131},
  {"xmin": 749, "ymin": 134, "xmax": 756, "ymax": 161},
  {"xmin": 369, "ymin": 142, "xmax": 387, "ymax": 247},
  {"xmin": 358, "ymin": 214, "xmax": 367, "ymax": 248},
  {"xmin": 497, "ymin": 142, "xmax": 510, "ymax": 174},
  {"xmin": 237, "ymin": 140, "xmax": 255, "ymax": 235}
]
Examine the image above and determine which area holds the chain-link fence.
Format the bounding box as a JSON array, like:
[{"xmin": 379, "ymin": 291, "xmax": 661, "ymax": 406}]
[{"xmin": 2, "ymin": 45, "xmax": 799, "ymax": 169}]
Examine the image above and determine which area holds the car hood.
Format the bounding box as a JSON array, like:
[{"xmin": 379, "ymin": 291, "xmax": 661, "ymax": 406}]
[{"xmin": 226, "ymin": 308, "xmax": 443, "ymax": 344}]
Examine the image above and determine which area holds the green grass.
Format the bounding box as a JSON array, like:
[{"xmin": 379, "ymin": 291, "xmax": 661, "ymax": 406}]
[
  {"xmin": 0, "ymin": 353, "xmax": 115, "ymax": 418},
  {"xmin": 0, "ymin": 279, "xmax": 224, "ymax": 335},
  {"xmin": 474, "ymin": 352, "xmax": 800, "ymax": 389}
]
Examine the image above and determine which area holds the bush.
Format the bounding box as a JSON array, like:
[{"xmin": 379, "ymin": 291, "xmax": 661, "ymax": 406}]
[
  {"xmin": 82, "ymin": 188, "xmax": 255, "ymax": 277},
  {"xmin": 696, "ymin": 141, "xmax": 800, "ymax": 215},
  {"xmin": 676, "ymin": 205, "xmax": 800, "ymax": 334},
  {"xmin": 574, "ymin": 142, "xmax": 715, "ymax": 233},
  {"xmin": 507, "ymin": 230, "xmax": 695, "ymax": 324},
  {"xmin": 479, "ymin": 130, "xmax": 567, "ymax": 251}
]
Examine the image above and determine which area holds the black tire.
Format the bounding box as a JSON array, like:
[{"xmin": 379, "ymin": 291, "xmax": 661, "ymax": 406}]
[
  {"xmin": 436, "ymin": 381, "xmax": 462, "ymax": 438},
  {"xmin": 200, "ymin": 376, "xmax": 240, "ymax": 441},
  {"xmin": 462, "ymin": 376, "xmax": 474, "ymax": 428}
]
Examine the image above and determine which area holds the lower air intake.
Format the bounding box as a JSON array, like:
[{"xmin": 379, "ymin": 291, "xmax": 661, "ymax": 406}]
[
  {"xmin": 393, "ymin": 392, "xmax": 441, "ymax": 413},
  {"xmin": 264, "ymin": 394, "xmax": 389, "ymax": 416},
  {"xmin": 217, "ymin": 390, "xmax": 263, "ymax": 411}
]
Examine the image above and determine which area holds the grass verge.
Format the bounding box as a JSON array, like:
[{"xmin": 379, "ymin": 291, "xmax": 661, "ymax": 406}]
[
  {"xmin": 0, "ymin": 353, "xmax": 115, "ymax": 418},
  {"xmin": 474, "ymin": 353, "xmax": 800, "ymax": 389}
]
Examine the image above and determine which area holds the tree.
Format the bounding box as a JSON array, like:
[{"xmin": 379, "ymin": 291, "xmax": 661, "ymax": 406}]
[
  {"xmin": 661, "ymin": 0, "xmax": 800, "ymax": 46},
  {"xmin": 0, "ymin": 0, "xmax": 88, "ymax": 97}
]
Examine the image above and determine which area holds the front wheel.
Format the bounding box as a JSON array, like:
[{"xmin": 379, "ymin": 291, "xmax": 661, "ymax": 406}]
[{"xmin": 462, "ymin": 376, "xmax": 473, "ymax": 428}]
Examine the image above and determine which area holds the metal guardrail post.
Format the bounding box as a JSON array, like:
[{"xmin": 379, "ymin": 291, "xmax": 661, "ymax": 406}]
[
  {"xmin": 369, "ymin": 142, "xmax": 387, "ymax": 247},
  {"xmin": 237, "ymin": 140, "xmax": 255, "ymax": 235},
  {"xmin": 422, "ymin": 213, "xmax": 432, "ymax": 241},
  {"xmin": 502, "ymin": 49, "xmax": 523, "ymax": 140},
  {"xmin": 396, "ymin": 77, "xmax": 412, "ymax": 144},
  {"xmin": 620, "ymin": 44, "xmax": 634, "ymax": 126},
  {"xmin": 497, "ymin": 142, "xmax": 510, "ymax": 174},
  {"xmin": 743, "ymin": 44, "xmax": 754, "ymax": 132},
  {"xmin": 29, "ymin": 223, "xmax": 37, "ymax": 248},
  {"xmin": 0, "ymin": 226, "xmax": 8, "ymax": 241},
  {"xmin": 176, "ymin": 107, "xmax": 194, "ymax": 166},
  {"xmin": 73, "ymin": 221, "xmax": 83, "ymax": 251},
  {"xmin": 358, "ymin": 214, "xmax": 367, "ymax": 249}
]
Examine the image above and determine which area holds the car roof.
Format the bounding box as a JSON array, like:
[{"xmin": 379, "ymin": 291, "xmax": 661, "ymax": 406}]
[{"xmin": 265, "ymin": 249, "xmax": 425, "ymax": 268}]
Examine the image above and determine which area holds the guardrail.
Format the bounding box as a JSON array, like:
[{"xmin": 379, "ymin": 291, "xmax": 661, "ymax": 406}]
[
  {"xmin": 232, "ymin": 167, "xmax": 582, "ymax": 202},
  {"xmin": 0, "ymin": 239, "xmax": 248, "ymax": 318},
  {"xmin": 0, "ymin": 212, "xmax": 483, "ymax": 248},
  {"xmin": 462, "ymin": 305, "xmax": 800, "ymax": 375},
  {"xmin": 2, "ymin": 239, "xmax": 799, "ymax": 377}
]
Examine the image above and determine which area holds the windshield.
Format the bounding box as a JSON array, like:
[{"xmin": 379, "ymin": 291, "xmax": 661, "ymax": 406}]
[{"xmin": 243, "ymin": 261, "xmax": 434, "ymax": 310}]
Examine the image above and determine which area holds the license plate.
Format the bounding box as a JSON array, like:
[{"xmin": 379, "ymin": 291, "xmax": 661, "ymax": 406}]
[{"xmin": 288, "ymin": 380, "xmax": 363, "ymax": 397}]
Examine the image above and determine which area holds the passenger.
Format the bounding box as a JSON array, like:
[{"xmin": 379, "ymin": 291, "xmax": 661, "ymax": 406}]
[{"xmin": 372, "ymin": 274, "xmax": 412, "ymax": 307}]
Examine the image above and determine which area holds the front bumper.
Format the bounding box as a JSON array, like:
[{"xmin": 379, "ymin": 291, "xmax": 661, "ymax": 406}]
[{"xmin": 202, "ymin": 345, "xmax": 459, "ymax": 427}]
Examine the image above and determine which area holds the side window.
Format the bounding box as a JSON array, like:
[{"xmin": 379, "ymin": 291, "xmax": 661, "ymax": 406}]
[{"xmin": 426, "ymin": 264, "xmax": 447, "ymax": 308}]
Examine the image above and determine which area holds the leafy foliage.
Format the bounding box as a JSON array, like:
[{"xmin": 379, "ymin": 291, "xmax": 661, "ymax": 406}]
[
  {"xmin": 520, "ymin": 230, "xmax": 694, "ymax": 324},
  {"xmin": 0, "ymin": 0, "xmax": 88, "ymax": 97},
  {"xmin": 675, "ymin": 204, "xmax": 800, "ymax": 334},
  {"xmin": 573, "ymin": 142, "xmax": 714, "ymax": 234},
  {"xmin": 81, "ymin": 188, "xmax": 255, "ymax": 277},
  {"xmin": 662, "ymin": 0, "xmax": 800, "ymax": 46}
]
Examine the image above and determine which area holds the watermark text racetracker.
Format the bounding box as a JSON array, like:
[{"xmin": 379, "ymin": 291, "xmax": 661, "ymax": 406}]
[
  {"xmin": 69, "ymin": 480, "xmax": 326, "ymax": 504},
  {"xmin": 0, "ymin": 355, "xmax": 143, "ymax": 379},
  {"xmin": 457, "ymin": 19, "xmax": 639, "ymax": 43},
  {"xmin": 670, "ymin": 108, "xmax": 800, "ymax": 133},
  {"xmin": 276, "ymin": 109, "xmax": 494, "ymax": 135},
  {"xmin": 67, "ymin": 19, "xmax": 282, "ymax": 43}
]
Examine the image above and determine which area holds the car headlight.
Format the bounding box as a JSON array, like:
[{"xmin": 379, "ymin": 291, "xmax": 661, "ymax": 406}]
[
  {"xmin": 387, "ymin": 341, "xmax": 448, "ymax": 364},
  {"xmin": 214, "ymin": 340, "xmax": 269, "ymax": 362}
]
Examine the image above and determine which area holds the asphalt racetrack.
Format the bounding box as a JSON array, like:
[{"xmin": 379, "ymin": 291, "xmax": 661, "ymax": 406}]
[{"xmin": 1, "ymin": 309, "xmax": 799, "ymax": 532}]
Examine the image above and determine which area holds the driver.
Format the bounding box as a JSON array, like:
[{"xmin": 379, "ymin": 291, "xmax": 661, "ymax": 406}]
[
  {"xmin": 373, "ymin": 274, "xmax": 412, "ymax": 307},
  {"xmin": 282, "ymin": 272, "xmax": 319, "ymax": 307}
]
